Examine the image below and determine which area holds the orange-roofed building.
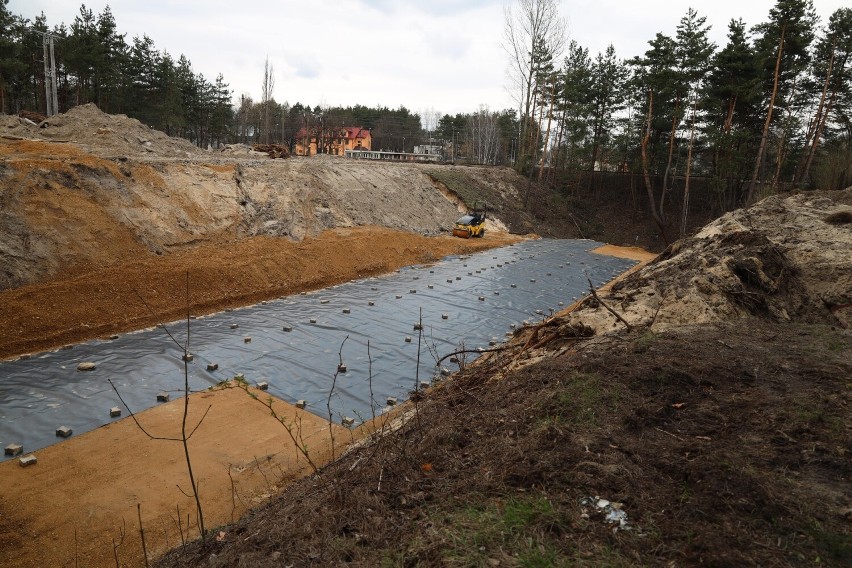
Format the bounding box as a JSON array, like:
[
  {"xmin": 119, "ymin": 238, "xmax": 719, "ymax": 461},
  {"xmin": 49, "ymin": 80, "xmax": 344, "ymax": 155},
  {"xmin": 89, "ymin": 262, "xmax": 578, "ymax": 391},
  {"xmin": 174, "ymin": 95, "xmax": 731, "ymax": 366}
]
[{"xmin": 294, "ymin": 126, "xmax": 372, "ymax": 156}]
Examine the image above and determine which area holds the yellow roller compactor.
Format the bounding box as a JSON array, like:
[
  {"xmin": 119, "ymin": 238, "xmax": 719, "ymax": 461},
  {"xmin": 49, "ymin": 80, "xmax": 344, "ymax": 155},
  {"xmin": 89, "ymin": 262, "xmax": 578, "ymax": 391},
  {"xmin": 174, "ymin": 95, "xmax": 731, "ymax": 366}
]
[{"xmin": 452, "ymin": 202, "xmax": 487, "ymax": 238}]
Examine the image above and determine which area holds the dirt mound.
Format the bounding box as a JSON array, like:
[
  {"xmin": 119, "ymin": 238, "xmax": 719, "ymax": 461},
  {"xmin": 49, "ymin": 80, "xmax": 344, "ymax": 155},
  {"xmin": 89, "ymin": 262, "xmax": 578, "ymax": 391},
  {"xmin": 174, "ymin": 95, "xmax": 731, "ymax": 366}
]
[
  {"xmin": 568, "ymin": 189, "xmax": 852, "ymax": 333},
  {"xmin": 0, "ymin": 137, "xmax": 505, "ymax": 290},
  {"xmin": 2, "ymin": 104, "xmax": 205, "ymax": 158}
]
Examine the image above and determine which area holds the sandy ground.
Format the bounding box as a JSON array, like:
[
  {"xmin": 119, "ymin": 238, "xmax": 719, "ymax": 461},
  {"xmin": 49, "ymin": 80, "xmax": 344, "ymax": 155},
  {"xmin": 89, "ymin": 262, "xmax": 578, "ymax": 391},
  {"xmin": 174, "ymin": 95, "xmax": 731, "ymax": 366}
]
[{"xmin": 0, "ymin": 385, "xmax": 352, "ymax": 568}]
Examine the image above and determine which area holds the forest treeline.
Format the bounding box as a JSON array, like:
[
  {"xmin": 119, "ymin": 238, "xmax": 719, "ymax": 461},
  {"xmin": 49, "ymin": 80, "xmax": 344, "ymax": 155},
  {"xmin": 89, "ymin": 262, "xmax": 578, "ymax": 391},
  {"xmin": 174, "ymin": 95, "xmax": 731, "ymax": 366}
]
[
  {"xmin": 1, "ymin": 1, "xmax": 850, "ymax": 217},
  {"xmin": 505, "ymin": 0, "xmax": 851, "ymax": 233}
]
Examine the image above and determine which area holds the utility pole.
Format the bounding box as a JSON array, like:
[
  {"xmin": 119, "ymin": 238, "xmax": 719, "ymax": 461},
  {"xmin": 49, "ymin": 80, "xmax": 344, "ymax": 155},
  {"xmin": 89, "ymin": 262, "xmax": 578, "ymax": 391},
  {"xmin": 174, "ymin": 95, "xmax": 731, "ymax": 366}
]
[{"xmin": 42, "ymin": 32, "xmax": 60, "ymax": 117}]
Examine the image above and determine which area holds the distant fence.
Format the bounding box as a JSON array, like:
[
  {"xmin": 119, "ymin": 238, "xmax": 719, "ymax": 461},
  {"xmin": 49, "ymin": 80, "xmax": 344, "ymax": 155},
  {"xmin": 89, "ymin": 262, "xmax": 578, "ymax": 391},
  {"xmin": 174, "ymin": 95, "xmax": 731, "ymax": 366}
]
[{"xmin": 344, "ymin": 149, "xmax": 441, "ymax": 162}]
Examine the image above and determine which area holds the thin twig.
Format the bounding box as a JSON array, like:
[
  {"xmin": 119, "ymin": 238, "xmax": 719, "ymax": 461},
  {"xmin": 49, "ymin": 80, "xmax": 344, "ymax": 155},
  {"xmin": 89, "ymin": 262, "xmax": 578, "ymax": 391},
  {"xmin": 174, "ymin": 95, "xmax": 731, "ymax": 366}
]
[
  {"xmin": 414, "ymin": 307, "xmax": 423, "ymax": 433},
  {"xmin": 137, "ymin": 504, "xmax": 149, "ymax": 568},
  {"xmin": 107, "ymin": 379, "xmax": 181, "ymax": 441},
  {"xmin": 254, "ymin": 455, "xmax": 272, "ymax": 492},
  {"xmin": 227, "ymin": 380, "xmax": 319, "ymax": 473},
  {"xmin": 181, "ymin": 272, "xmax": 205, "ymax": 539},
  {"xmin": 227, "ymin": 464, "xmax": 246, "ymax": 522},
  {"xmin": 176, "ymin": 504, "xmax": 186, "ymax": 549},
  {"xmin": 132, "ymin": 289, "xmax": 183, "ymax": 351},
  {"xmin": 436, "ymin": 344, "xmax": 520, "ymax": 366},
  {"xmin": 112, "ymin": 517, "xmax": 126, "ymax": 568},
  {"xmin": 368, "ymin": 340, "xmax": 376, "ymax": 423},
  {"xmin": 586, "ymin": 276, "xmax": 632, "ymax": 330},
  {"xmin": 327, "ymin": 336, "xmax": 349, "ymax": 461},
  {"xmin": 654, "ymin": 426, "xmax": 684, "ymax": 442},
  {"xmin": 185, "ymin": 405, "xmax": 213, "ymax": 440}
]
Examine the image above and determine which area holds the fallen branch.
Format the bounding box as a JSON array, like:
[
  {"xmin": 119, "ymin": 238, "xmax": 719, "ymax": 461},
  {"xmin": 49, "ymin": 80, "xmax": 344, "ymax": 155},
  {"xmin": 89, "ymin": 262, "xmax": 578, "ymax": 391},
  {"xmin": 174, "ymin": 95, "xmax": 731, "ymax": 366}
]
[
  {"xmin": 436, "ymin": 344, "xmax": 520, "ymax": 366},
  {"xmin": 587, "ymin": 276, "xmax": 632, "ymax": 331}
]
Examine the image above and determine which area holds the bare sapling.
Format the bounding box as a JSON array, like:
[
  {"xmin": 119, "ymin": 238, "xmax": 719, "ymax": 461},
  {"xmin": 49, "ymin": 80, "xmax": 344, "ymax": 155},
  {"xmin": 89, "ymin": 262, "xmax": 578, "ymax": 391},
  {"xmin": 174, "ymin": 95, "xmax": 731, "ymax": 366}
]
[
  {"xmin": 228, "ymin": 376, "xmax": 320, "ymax": 474},
  {"xmin": 109, "ymin": 272, "xmax": 208, "ymax": 540},
  {"xmin": 112, "ymin": 518, "xmax": 126, "ymax": 568},
  {"xmin": 137, "ymin": 503, "xmax": 149, "ymax": 568},
  {"xmin": 413, "ymin": 307, "xmax": 424, "ymax": 433},
  {"xmin": 227, "ymin": 463, "xmax": 247, "ymax": 522},
  {"xmin": 327, "ymin": 336, "xmax": 349, "ymax": 461}
]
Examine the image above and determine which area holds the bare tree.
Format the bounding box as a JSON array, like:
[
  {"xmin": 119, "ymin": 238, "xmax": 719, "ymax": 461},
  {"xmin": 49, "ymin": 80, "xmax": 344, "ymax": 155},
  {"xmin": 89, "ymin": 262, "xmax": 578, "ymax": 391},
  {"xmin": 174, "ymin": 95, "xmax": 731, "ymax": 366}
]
[
  {"xmin": 108, "ymin": 276, "xmax": 209, "ymax": 540},
  {"xmin": 503, "ymin": 0, "xmax": 566, "ymax": 160},
  {"xmin": 421, "ymin": 107, "xmax": 440, "ymax": 145},
  {"xmin": 468, "ymin": 105, "xmax": 500, "ymax": 164},
  {"xmin": 260, "ymin": 57, "xmax": 275, "ymax": 145}
]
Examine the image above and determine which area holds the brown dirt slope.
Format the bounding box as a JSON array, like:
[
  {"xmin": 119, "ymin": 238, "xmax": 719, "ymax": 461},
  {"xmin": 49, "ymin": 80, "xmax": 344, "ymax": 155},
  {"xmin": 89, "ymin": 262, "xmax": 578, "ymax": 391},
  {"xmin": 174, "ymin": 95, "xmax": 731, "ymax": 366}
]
[
  {"xmin": 155, "ymin": 190, "xmax": 852, "ymax": 567},
  {"xmin": 1, "ymin": 105, "xmax": 526, "ymax": 291},
  {"xmin": 0, "ymin": 227, "xmax": 521, "ymax": 360}
]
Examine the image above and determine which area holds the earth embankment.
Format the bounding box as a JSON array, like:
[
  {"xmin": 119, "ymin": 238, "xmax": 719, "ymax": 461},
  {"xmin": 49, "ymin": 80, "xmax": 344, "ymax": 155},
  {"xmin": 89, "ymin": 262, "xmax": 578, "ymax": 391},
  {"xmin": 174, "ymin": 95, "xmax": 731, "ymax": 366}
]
[{"xmin": 1, "ymin": 105, "xmax": 533, "ymax": 359}]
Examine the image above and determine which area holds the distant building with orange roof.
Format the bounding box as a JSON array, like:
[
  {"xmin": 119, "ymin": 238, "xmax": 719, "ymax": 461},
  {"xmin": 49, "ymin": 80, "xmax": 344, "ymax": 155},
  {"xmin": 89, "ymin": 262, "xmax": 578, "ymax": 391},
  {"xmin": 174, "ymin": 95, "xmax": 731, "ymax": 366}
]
[{"xmin": 294, "ymin": 126, "xmax": 371, "ymax": 156}]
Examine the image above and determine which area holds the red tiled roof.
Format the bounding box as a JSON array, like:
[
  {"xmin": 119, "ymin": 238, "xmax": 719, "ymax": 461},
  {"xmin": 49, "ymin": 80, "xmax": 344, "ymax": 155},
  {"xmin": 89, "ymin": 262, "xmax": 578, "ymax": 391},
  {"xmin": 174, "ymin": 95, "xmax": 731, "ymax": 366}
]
[
  {"xmin": 343, "ymin": 127, "xmax": 370, "ymax": 139},
  {"xmin": 294, "ymin": 126, "xmax": 370, "ymax": 139}
]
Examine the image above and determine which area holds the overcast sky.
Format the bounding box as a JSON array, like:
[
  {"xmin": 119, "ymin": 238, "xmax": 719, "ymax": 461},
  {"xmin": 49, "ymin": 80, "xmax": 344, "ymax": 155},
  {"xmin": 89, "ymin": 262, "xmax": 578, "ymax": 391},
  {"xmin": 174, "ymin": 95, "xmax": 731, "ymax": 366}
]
[{"xmin": 8, "ymin": 0, "xmax": 849, "ymax": 117}]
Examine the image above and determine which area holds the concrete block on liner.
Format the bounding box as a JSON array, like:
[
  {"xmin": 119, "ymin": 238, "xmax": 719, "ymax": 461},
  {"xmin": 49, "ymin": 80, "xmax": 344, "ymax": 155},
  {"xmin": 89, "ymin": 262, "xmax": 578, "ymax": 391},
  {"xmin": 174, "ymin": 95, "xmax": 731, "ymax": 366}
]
[
  {"xmin": 5, "ymin": 444, "xmax": 23, "ymax": 456},
  {"xmin": 19, "ymin": 454, "xmax": 37, "ymax": 467},
  {"xmin": 295, "ymin": 400, "xmax": 307, "ymax": 409},
  {"xmin": 56, "ymin": 426, "xmax": 72, "ymax": 438},
  {"xmin": 157, "ymin": 392, "xmax": 170, "ymax": 402},
  {"xmin": 256, "ymin": 382, "xmax": 269, "ymax": 391},
  {"xmin": 244, "ymin": 336, "xmax": 252, "ymax": 343},
  {"xmin": 207, "ymin": 363, "xmax": 219, "ymax": 372},
  {"xmin": 341, "ymin": 416, "xmax": 355, "ymax": 427},
  {"xmin": 386, "ymin": 397, "xmax": 398, "ymax": 406},
  {"xmin": 110, "ymin": 407, "xmax": 122, "ymax": 417}
]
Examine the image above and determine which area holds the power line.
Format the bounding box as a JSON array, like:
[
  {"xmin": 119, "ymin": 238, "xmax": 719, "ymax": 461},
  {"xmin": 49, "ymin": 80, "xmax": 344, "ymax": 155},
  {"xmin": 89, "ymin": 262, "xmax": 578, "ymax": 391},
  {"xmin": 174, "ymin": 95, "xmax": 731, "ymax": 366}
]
[{"xmin": 42, "ymin": 32, "xmax": 61, "ymax": 116}]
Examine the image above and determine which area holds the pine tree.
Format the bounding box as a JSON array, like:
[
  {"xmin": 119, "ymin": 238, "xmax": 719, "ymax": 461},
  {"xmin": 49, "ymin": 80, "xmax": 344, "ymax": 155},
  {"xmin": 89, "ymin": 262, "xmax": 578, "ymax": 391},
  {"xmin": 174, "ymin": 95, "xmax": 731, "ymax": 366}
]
[
  {"xmin": 747, "ymin": 0, "xmax": 817, "ymax": 200},
  {"xmin": 704, "ymin": 19, "xmax": 762, "ymax": 208}
]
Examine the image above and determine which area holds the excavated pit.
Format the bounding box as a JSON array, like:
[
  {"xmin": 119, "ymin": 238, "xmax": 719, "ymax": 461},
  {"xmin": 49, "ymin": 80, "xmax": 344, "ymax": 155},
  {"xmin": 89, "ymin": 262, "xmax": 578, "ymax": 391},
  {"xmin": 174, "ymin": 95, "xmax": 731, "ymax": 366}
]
[{"xmin": 0, "ymin": 239, "xmax": 635, "ymax": 455}]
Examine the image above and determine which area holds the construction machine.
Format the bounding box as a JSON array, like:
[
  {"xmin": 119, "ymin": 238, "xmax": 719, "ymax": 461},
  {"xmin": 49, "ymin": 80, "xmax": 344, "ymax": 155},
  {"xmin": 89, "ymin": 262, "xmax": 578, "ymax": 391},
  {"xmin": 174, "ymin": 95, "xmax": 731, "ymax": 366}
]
[{"xmin": 452, "ymin": 202, "xmax": 487, "ymax": 238}]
